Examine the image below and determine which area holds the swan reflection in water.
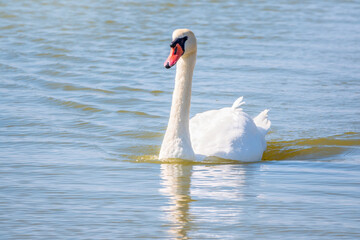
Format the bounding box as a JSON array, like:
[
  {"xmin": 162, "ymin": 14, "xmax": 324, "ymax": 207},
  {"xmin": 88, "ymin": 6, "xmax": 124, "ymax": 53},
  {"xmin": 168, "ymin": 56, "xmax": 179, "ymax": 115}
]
[
  {"xmin": 160, "ymin": 163, "xmax": 257, "ymax": 239},
  {"xmin": 159, "ymin": 164, "xmax": 193, "ymax": 239}
]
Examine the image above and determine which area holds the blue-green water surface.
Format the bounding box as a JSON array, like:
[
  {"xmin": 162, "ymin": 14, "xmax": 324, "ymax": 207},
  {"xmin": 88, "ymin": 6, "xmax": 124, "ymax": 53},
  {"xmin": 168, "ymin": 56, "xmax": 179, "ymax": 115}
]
[{"xmin": 1, "ymin": 0, "xmax": 360, "ymax": 239}]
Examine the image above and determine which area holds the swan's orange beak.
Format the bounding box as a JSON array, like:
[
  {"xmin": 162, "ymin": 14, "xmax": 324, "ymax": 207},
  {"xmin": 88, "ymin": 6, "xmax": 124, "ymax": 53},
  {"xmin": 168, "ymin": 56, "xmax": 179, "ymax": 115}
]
[{"xmin": 164, "ymin": 43, "xmax": 184, "ymax": 69}]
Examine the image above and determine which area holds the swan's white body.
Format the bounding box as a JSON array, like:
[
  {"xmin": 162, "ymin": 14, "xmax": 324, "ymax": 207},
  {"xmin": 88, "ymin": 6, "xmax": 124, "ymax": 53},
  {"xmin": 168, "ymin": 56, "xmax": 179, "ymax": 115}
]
[{"xmin": 159, "ymin": 29, "xmax": 271, "ymax": 162}]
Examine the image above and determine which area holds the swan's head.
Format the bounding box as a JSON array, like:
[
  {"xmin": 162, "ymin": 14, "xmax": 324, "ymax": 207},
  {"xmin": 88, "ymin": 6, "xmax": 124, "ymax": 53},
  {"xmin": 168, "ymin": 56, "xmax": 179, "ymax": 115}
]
[{"xmin": 164, "ymin": 29, "xmax": 197, "ymax": 69}]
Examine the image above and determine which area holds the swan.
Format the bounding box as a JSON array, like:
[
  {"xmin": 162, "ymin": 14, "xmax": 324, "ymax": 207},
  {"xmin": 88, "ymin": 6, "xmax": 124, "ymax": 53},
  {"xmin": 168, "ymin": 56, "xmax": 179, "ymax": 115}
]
[{"xmin": 159, "ymin": 29, "xmax": 271, "ymax": 162}]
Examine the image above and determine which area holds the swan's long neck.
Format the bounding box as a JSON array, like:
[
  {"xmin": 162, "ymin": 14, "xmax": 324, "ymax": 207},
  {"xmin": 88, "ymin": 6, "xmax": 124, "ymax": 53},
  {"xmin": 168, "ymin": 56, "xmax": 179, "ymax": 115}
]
[
  {"xmin": 169, "ymin": 53, "xmax": 195, "ymax": 136},
  {"xmin": 159, "ymin": 52, "xmax": 196, "ymax": 160}
]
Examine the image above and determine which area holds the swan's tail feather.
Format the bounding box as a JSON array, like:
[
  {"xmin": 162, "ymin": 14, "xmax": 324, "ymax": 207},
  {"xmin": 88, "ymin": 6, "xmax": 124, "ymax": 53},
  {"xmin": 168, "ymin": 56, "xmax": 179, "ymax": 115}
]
[
  {"xmin": 253, "ymin": 109, "xmax": 271, "ymax": 136},
  {"xmin": 231, "ymin": 96, "xmax": 245, "ymax": 111}
]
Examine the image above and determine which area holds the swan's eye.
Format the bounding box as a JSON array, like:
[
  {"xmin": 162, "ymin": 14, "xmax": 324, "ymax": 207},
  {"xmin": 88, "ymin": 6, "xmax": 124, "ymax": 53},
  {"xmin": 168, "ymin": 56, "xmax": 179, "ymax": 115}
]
[{"xmin": 170, "ymin": 36, "xmax": 188, "ymax": 50}]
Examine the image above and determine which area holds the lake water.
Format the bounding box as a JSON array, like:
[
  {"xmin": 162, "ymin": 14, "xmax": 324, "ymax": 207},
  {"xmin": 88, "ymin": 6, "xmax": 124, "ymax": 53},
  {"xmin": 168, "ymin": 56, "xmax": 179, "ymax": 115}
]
[{"xmin": 1, "ymin": 0, "xmax": 360, "ymax": 239}]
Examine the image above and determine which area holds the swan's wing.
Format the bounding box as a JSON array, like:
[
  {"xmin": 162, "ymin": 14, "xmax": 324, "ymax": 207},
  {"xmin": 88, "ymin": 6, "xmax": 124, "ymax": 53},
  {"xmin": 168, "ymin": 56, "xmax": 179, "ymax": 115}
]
[
  {"xmin": 231, "ymin": 96, "xmax": 245, "ymax": 110},
  {"xmin": 190, "ymin": 107, "xmax": 235, "ymax": 157},
  {"xmin": 253, "ymin": 109, "xmax": 271, "ymax": 136},
  {"xmin": 189, "ymin": 100, "xmax": 267, "ymax": 162}
]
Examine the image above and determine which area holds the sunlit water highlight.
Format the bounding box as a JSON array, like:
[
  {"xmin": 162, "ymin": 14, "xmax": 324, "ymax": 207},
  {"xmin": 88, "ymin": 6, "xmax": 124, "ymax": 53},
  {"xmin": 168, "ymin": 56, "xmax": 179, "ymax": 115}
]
[{"xmin": 1, "ymin": 0, "xmax": 360, "ymax": 239}]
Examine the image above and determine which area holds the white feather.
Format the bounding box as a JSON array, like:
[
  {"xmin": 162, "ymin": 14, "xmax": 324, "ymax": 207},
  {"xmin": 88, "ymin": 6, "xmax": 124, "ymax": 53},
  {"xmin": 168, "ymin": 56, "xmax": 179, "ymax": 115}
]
[{"xmin": 189, "ymin": 98, "xmax": 270, "ymax": 162}]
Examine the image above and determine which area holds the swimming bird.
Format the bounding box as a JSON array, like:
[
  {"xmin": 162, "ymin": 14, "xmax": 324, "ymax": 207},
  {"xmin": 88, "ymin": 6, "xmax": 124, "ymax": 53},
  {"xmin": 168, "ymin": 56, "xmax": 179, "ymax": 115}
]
[{"xmin": 159, "ymin": 29, "xmax": 271, "ymax": 162}]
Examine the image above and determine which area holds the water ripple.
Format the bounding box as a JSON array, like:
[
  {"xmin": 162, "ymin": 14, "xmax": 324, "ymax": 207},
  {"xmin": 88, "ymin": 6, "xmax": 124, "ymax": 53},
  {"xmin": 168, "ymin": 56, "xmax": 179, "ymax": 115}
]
[{"xmin": 1, "ymin": 0, "xmax": 360, "ymax": 239}]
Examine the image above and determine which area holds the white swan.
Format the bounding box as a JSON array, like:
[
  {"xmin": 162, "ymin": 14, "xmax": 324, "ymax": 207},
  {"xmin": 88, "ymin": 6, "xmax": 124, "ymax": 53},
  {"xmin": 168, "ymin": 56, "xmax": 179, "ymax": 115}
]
[{"xmin": 159, "ymin": 29, "xmax": 271, "ymax": 162}]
